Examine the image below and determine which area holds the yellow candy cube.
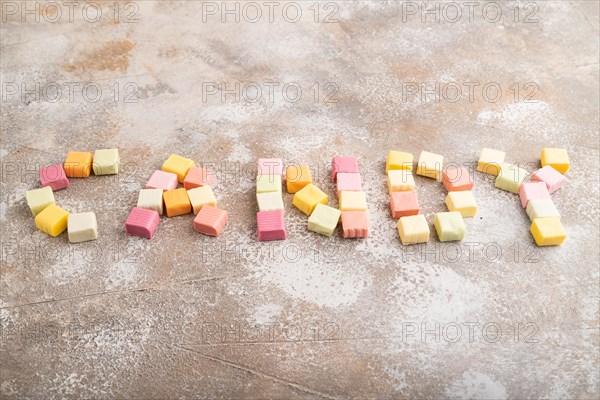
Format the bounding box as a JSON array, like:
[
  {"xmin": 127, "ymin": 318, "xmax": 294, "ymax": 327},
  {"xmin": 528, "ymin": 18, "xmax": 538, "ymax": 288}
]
[
  {"xmin": 26, "ymin": 186, "xmax": 55, "ymax": 216},
  {"xmin": 292, "ymin": 184, "xmax": 328, "ymax": 216},
  {"xmin": 541, "ymin": 148, "xmax": 569, "ymax": 174},
  {"xmin": 339, "ymin": 191, "xmax": 368, "ymax": 211},
  {"xmin": 397, "ymin": 214, "xmax": 430, "ymax": 245},
  {"xmin": 477, "ymin": 148, "xmax": 505, "ymax": 176},
  {"xmin": 35, "ymin": 204, "xmax": 69, "ymax": 237},
  {"xmin": 416, "ymin": 151, "xmax": 443, "ymax": 180},
  {"xmin": 162, "ymin": 154, "xmax": 196, "ymax": 183},
  {"xmin": 445, "ymin": 191, "xmax": 478, "ymax": 217},
  {"xmin": 286, "ymin": 165, "xmax": 312, "ymax": 193},
  {"xmin": 256, "ymin": 175, "xmax": 282, "ymax": 193},
  {"xmin": 386, "ymin": 150, "xmax": 414, "ymax": 172},
  {"xmin": 530, "ymin": 217, "xmax": 566, "ymax": 246}
]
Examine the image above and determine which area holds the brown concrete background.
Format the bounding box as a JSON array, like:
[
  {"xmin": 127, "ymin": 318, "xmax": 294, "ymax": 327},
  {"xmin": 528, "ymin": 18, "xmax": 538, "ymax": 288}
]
[{"xmin": 1, "ymin": 1, "xmax": 599, "ymax": 398}]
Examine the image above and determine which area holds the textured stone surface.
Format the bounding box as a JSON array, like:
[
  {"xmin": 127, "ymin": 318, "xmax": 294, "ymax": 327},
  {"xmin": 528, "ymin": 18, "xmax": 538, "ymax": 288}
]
[{"xmin": 1, "ymin": 1, "xmax": 599, "ymax": 398}]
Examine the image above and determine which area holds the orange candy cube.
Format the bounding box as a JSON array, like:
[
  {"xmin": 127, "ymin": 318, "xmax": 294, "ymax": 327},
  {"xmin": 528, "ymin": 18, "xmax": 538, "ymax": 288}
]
[
  {"xmin": 64, "ymin": 152, "xmax": 93, "ymax": 178},
  {"xmin": 163, "ymin": 188, "xmax": 191, "ymax": 217}
]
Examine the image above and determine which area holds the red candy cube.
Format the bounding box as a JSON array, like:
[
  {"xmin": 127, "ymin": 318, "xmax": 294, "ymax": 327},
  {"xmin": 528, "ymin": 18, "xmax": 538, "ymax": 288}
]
[
  {"xmin": 390, "ymin": 191, "xmax": 420, "ymax": 218},
  {"xmin": 39, "ymin": 164, "xmax": 70, "ymax": 191},
  {"xmin": 184, "ymin": 167, "xmax": 216, "ymax": 190},
  {"xmin": 193, "ymin": 205, "xmax": 228, "ymax": 236},
  {"xmin": 125, "ymin": 207, "xmax": 160, "ymax": 239},
  {"xmin": 442, "ymin": 167, "xmax": 473, "ymax": 192},
  {"xmin": 257, "ymin": 210, "xmax": 287, "ymax": 241}
]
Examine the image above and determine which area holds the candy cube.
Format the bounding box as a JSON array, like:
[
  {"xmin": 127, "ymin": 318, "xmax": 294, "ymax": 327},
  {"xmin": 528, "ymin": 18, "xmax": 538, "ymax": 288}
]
[
  {"xmin": 416, "ymin": 151, "xmax": 443, "ymax": 180},
  {"xmin": 292, "ymin": 184, "xmax": 328, "ymax": 216},
  {"xmin": 530, "ymin": 217, "xmax": 566, "ymax": 246},
  {"xmin": 442, "ymin": 167, "xmax": 473, "ymax": 191},
  {"xmin": 34, "ymin": 204, "xmax": 68, "ymax": 237},
  {"xmin": 187, "ymin": 186, "xmax": 217, "ymax": 215},
  {"xmin": 477, "ymin": 148, "xmax": 505, "ymax": 176},
  {"xmin": 332, "ymin": 157, "xmax": 359, "ymax": 181},
  {"xmin": 341, "ymin": 211, "xmax": 368, "ymax": 238},
  {"xmin": 397, "ymin": 214, "xmax": 430, "ymax": 245},
  {"xmin": 495, "ymin": 163, "xmax": 528, "ymax": 193},
  {"xmin": 64, "ymin": 151, "xmax": 93, "ymax": 178},
  {"xmin": 339, "ymin": 191, "xmax": 367, "ymax": 211},
  {"xmin": 526, "ymin": 199, "xmax": 560, "ymax": 221},
  {"xmin": 26, "ymin": 186, "xmax": 55, "ymax": 216},
  {"xmin": 92, "ymin": 148, "xmax": 119, "ymax": 175},
  {"xmin": 390, "ymin": 191, "xmax": 419, "ymax": 218},
  {"xmin": 531, "ymin": 165, "xmax": 565, "ymax": 193},
  {"xmin": 336, "ymin": 173, "xmax": 362, "ymax": 195},
  {"xmin": 39, "ymin": 164, "xmax": 70, "ymax": 191},
  {"xmin": 183, "ymin": 167, "xmax": 215, "ymax": 190},
  {"xmin": 125, "ymin": 207, "xmax": 159, "ymax": 239},
  {"xmin": 434, "ymin": 211, "xmax": 466, "ymax": 242},
  {"xmin": 308, "ymin": 203, "xmax": 341, "ymax": 237},
  {"xmin": 163, "ymin": 188, "xmax": 192, "ymax": 217},
  {"xmin": 519, "ymin": 182, "xmax": 550, "ymax": 208},
  {"xmin": 137, "ymin": 188, "xmax": 164, "ymax": 215},
  {"xmin": 445, "ymin": 191, "xmax": 477, "ymax": 217},
  {"xmin": 286, "ymin": 165, "xmax": 312, "ymax": 193},
  {"xmin": 387, "ymin": 170, "xmax": 415, "ymax": 192},
  {"xmin": 146, "ymin": 170, "xmax": 178, "ymax": 191},
  {"xmin": 162, "ymin": 154, "xmax": 196, "ymax": 183},
  {"xmin": 386, "ymin": 150, "xmax": 414, "ymax": 172},
  {"xmin": 258, "ymin": 158, "xmax": 283, "ymax": 176},
  {"xmin": 257, "ymin": 192, "xmax": 284, "ymax": 212},
  {"xmin": 193, "ymin": 205, "xmax": 228, "ymax": 236},
  {"xmin": 256, "ymin": 175, "xmax": 282, "ymax": 193},
  {"xmin": 67, "ymin": 212, "xmax": 98, "ymax": 243},
  {"xmin": 541, "ymin": 148, "xmax": 569, "ymax": 174},
  {"xmin": 257, "ymin": 210, "xmax": 287, "ymax": 241}
]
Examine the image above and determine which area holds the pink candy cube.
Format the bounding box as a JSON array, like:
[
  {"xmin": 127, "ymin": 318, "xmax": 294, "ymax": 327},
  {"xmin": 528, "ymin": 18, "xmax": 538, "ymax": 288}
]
[
  {"xmin": 257, "ymin": 158, "xmax": 283, "ymax": 176},
  {"xmin": 442, "ymin": 167, "xmax": 473, "ymax": 192},
  {"xmin": 519, "ymin": 182, "xmax": 551, "ymax": 208},
  {"xmin": 194, "ymin": 206, "xmax": 228, "ymax": 236},
  {"xmin": 39, "ymin": 164, "xmax": 70, "ymax": 191},
  {"xmin": 336, "ymin": 173, "xmax": 362, "ymax": 195},
  {"xmin": 332, "ymin": 157, "xmax": 359, "ymax": 181},
  {"xmin": 125, "ymin": 207, "xmax": 160, "ymax": 239},
  {"xmin": 146, "ymin": 170, "xmax": 178, "ymax": 191},
  {"xmin": 257, "ymin": 210, "xmax": 286, "ymax": 241},
  {"xmin": 184, "ymin": 167, "xmax": 216, "ymax": 190},
  {"xmin": 531, "ymin": 165, "xmax": 565, "ymax": 193}
]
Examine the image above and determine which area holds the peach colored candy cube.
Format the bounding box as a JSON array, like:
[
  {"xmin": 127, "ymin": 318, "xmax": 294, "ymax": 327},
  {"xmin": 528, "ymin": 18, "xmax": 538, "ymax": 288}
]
[
  {"xmin": 39, "ymin": 164, "xmax": 70, "ymax": 191},
  {"xmin": 341, "ymin": 211, "xmax": 368, "ymax": 238},
  {"xmin": 442, "ymin": 167, "xmax": 473, "ymax": 191},
  {"xmin": 531, "ymin": 165, "xmax": 565, "ymax": 193},
  {"xmin": 194, "ymin": 206, "xmax": 228, "ymax": 236},
  {"xmin": 184, "ymin": 167, "xmax": 216, "ymax": 190},
  {"xmin": 390, "ymin": 191, "xmax": 419, "ymax": 218},
  {"xmin": 519, "ymin": 182, "xmax": 550, "ymax": 208}
]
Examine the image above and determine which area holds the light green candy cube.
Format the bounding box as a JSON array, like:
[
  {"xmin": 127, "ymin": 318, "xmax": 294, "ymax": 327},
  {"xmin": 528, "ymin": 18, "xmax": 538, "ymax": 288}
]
[
  {"xmin": 26, "ymin": 186, "xmax": 55, "ymax": 216},
  {"xmin": 308, "ymin": 203, "xmax": 341, "ymax": 236},
  {"xmin": 495, "ymin": 163, "xmax": 528, "ymax": 193},
  {"xmin": 93, "ymin": 148, "xmax": 120, "ymax": 175},
  {"xmin": 256, "ymin": 175, "xmax": 282, "ymax": 193},
  {"xmin": 434, "ymin": 211, "xmax": 466, "ymax": 242}
]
